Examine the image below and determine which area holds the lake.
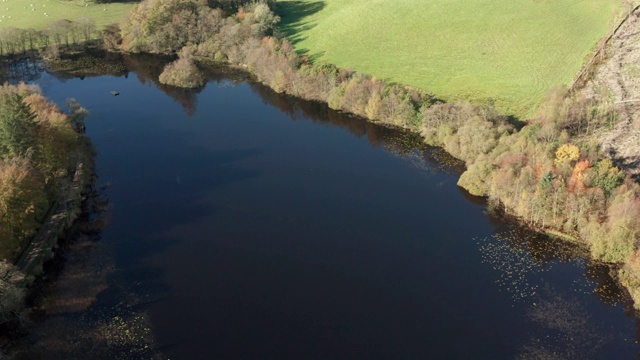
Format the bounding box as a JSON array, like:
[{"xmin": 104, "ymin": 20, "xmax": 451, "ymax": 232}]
[{"xmin": 10, "ymin": 55, "xmax": 640, "ymax": 359}]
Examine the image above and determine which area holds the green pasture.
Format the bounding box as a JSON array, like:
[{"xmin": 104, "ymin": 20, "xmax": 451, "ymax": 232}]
[
  {"xmin": 0, "ymin": 0, "xmax": 134, "ymax": 30},
  {"xmin": 277, "ymin": 0, "xmax": 624, "ymax": 117}
]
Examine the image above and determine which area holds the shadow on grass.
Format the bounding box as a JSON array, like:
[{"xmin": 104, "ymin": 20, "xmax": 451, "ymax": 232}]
[
  {"xmin": 295, "ymin": 48, "xmax": 325, "ymax": 62},
  {"xmin": 275, "ymin": 0, "xmax": 326, "ymax": 48}
]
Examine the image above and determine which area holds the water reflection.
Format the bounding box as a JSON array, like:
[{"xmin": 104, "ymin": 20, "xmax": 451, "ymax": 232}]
[
  {"xmin": 5, "ymin": 53, "xmax": 640, "ymax": 358},
  {"xmin": 0, "ymin": 57, "xmax": 44, "ymax": 83},
  {"xmin": 122, "ymin": 54, "xmax": 204, "ymax": 117},
  {"xmin": 246, "ymin": 64, "xmax": 640, "ymax": 337},
  {"xmin": 122, "ymin": 54, "xmax": 250, "ymax": 116},
  {"xmin": 15, "ymin": 188, "xmax": 159, "ymax": 359}
]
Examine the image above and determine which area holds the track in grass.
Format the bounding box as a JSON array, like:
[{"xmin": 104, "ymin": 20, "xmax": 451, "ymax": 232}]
[
  {"xmin": 0, "ymin": 0, "xmax": 135, "ymax": 30},
  {"xmin": 277, "ymin": 0, "xmax": 623, "ymax": 117}
]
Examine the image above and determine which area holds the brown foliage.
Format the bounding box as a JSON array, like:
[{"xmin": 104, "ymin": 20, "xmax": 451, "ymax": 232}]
[
  {"xmin": 0, "ymin": 83, "xmax": 86, "ymax": 261},
  {"xmin": 568, "ymin": 160, "xmax": 590, "ymax": 193},
  {"xmin": 158, "ymin": 48, "xmax": 205, "ymax": 88}
]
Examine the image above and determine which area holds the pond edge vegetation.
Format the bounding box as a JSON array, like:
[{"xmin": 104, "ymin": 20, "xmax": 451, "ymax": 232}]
[
  {"xmin": 3, "ymin": 0, "xmax": 640, "ymax": 318},
  {"xmin": 113, "ymin": 0, "xmax": 640, "ymax": 308},
  {"xmin": 0, "ymin": 83, "xmax": 93, "ymax": 327}
]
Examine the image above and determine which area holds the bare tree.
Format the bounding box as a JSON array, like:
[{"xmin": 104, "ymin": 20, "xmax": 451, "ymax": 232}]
[{"xmin": 77, "ymin": 18, "xmax": 96, "ymax": 44}]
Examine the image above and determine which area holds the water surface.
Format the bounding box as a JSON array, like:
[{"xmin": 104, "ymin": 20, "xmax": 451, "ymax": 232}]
[{"xmin": 12, "ymin": 56, "xmax": 640, "ymax": 359}]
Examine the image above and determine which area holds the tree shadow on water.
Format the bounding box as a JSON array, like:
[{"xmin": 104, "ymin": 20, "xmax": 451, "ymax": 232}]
[{"xmin": 12, "ymin": 120, "xmax": 263, "ymax": 358}]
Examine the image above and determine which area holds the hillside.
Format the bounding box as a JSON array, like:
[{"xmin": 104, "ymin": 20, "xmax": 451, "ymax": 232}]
[
  {"xmin": 583, "ymin": 9, "xmax": 640, "ymax": 177},
  {"xmin": 277, "ymin": 0, "xmax": 622, "ymax": 117}
]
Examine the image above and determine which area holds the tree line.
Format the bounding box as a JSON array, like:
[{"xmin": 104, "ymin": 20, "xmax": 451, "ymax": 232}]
[
  {"xmin": 0, "ymin": 83, "xmax": 91, "ymax": 325},
  {"xmin": 0, "ymin": 18, "xmax": 97, "ymax": 58}
]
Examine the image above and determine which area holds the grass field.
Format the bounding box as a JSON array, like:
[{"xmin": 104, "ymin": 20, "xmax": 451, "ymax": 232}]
[
  {"xmin": 277, "ymin": 0, "xmax": 623, "ymax": 117},
  {"xmin": 0, "ymin": 0, "xmax": 135, "ymax": 30}
]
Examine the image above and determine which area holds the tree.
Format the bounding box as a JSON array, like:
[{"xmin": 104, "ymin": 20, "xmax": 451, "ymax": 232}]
[
  {"xmin": 47, "ymin": 20, "xmax": 73, "ymax": 47},
  {"xmin": 554, "ymin": 144, "xmax": 580, "ymax": 166},
  {"xmin": 77, "ymin": 18, "xmax": 97, "ymax": 44},
  {"xmin": 587, "ymin": 159, "xmax": 624, "ymax": 195},
  {"xmin": 103, "ymin": 23, "xmax": 123, "ymax": 51},
  {"xmin": 158, "ymin": 47, "xmax": 205, "ymax": 88},
  {"xmin": 0, "ymin": 159, "xmax": 48, "ymax": 244},
  {"xmin": 245, "ymin": 2, "xmax": 280, "ymax": 37},
  {"xmin": 0, "ymin": 92, "xmax": 36, "ymax": 160}
]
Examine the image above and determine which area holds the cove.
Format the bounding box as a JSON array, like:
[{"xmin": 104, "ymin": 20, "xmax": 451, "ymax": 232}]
[{"xmin": 15, "ymin": 56, "xmax": 640, "ymax": 359}]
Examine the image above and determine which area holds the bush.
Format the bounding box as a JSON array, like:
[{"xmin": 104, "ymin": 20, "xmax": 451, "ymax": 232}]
[{"xmin": 159, "ymin": 49, "xmax": 205, "ymax": 88}]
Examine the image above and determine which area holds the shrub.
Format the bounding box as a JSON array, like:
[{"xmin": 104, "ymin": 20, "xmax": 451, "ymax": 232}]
[{"xmin": 159, "ymin": 49, "xmax": 205, "ymax": 88}]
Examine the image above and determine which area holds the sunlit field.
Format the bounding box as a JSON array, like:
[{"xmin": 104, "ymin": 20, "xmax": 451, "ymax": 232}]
[
  {"xmin": 0, "ymin": 0, "xmax": 135, "ymax": 30},
  {"xmin": 277, "ymin": 0, "xmax": 622, "ymax": 117}
]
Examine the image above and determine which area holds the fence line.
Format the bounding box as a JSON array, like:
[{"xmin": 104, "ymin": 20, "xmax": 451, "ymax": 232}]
[{"xmin": 569, "ymin": 4, "xmax": 640, "ymax": 90}]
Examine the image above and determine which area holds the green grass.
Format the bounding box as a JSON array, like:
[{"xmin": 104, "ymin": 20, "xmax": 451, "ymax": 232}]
[
  {"xmin": 278, "ymin": 0, "xmax": 623, "ymax": 117},
  {"xmin": 0, "ymin": 0, "xmax": 135, "ymax": 30}
]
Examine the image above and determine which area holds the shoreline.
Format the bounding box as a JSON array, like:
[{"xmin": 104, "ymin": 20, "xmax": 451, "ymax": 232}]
[
  {"xmin": 3, "ymin": 0, "xmax": 639, "ymax": 309},
  {"xmin": 13, "ymin": 160, "xmax": 94, "ymax": 285},
  {"xmin": 60, "ymin": 43, "xmax": 640, "ymax": 306}
]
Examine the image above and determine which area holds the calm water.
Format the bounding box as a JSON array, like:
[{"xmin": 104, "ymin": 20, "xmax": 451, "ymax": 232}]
[{"xmin": 11, "ymin": 56, "xmax": 640, "ymax": 359}]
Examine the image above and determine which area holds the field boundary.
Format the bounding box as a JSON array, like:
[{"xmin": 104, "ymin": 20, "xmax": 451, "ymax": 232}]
[{"xmin": 570, "ymin": 4, "xmax": 640, "ymax": 89}]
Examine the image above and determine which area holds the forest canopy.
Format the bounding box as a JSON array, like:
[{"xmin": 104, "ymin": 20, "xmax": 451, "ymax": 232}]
[{"xmin": 0, "ymin": 83, "xmax": 88, "ymax": 262}]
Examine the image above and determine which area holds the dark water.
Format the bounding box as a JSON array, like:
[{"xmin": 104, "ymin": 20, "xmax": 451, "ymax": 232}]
[{"xmin": 13, "ymin": 56, "xmax": 640, "ymax": 359}]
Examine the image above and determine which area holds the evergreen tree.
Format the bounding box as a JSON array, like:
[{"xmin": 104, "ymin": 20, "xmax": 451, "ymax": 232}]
[{"xmin": 0, "ymin": 93, "xmax": 35, "ymax": 160}]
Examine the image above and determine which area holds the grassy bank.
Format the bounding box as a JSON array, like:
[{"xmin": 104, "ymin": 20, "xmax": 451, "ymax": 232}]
[
  {"xmin": 277, "ymin": 0, "xmax": 622, "ymax": 117},
  {"xmin": 0, "ymin": 0, "xmax": 134, "ymax": 30}
]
